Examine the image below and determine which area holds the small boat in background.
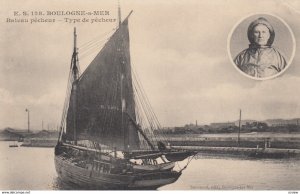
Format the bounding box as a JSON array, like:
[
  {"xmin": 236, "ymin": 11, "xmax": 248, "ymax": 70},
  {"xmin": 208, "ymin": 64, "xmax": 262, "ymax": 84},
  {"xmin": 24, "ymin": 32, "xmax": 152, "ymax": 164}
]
[{"xmin": 9, "ymin": 142, "xmax": 19, "ymax": 147}]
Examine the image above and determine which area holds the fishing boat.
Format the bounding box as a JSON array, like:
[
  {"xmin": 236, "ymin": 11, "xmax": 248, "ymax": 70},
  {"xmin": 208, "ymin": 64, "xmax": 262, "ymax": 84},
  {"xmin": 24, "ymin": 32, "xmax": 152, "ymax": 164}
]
[{"xmin": 54, "ymin": 9, "xmax": 196, "ymax": 190}]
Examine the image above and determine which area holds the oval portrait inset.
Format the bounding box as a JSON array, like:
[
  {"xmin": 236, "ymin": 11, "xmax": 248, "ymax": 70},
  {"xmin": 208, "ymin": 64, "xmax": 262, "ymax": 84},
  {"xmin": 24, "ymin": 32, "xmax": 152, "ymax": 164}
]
[{"xmin": 228, "ymin": 13, "xmax": 296, "ymax": 80}]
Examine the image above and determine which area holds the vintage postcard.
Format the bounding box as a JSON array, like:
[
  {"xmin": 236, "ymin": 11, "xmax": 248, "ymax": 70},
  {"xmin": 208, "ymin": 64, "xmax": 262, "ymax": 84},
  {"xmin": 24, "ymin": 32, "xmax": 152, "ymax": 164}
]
[{"xmin": 0, "ymin": 0, "xmax": 299, "ymax": 192}]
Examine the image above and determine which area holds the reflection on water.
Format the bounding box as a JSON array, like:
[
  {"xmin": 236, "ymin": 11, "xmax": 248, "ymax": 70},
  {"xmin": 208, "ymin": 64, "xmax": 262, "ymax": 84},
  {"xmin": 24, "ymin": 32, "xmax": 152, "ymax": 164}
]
[
  {"xmin": 161, "ymin": 154, "xmax": 300, "ymax": 190},
  {"xmin": 52, "ymin": 177, "xmax": 70, "ymax": 190},
  {"xmin": 52, "ymin": 177, "xmax": 82, "ymax": 190},
  {"xmin": 0, "ymin": 141, "xmax": 299, "ymax": 190}
]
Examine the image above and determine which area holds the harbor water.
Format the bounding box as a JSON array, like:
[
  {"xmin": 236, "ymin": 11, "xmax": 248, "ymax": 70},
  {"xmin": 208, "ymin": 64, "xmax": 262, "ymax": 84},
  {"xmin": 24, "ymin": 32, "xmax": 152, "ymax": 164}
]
[{"xmin": 0, "ymin": 141, "xmax": 299, "ymax": 190}]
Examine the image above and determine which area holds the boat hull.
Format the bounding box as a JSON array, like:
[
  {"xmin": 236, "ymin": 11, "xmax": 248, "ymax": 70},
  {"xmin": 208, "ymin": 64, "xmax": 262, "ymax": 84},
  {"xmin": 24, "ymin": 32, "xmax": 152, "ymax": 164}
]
[
  {"xmin": 129, "ymin": 171, "xmax": 181, "ymax": 189},
  {"xmin": 55, "ymin": 155, "xmax": 181, "ymax": 190},
  {"xmin": 132, "ymin": 162, "xmax": 175, "ymax": 172},
  {"xmin": 165, "ymin": 150, "xmax": 197, "ymax": 161}
]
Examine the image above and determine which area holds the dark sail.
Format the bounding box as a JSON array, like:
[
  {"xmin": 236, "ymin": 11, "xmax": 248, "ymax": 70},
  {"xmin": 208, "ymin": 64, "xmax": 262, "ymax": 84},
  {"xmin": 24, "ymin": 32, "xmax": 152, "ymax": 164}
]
[{"xmin": 66, "ymin": 18, "xmax": 140, "ymax": 150}]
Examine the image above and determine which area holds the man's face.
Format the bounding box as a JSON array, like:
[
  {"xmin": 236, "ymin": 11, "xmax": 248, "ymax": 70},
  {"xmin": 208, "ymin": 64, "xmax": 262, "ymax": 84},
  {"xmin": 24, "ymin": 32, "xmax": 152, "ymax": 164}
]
[{"xmin": 253, "ymin": 24, "xmax": 270, "ymax": 46}]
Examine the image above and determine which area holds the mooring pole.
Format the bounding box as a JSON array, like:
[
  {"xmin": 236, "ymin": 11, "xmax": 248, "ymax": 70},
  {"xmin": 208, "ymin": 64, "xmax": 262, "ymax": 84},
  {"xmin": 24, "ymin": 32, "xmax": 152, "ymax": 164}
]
[
  {"xmin": 25, "ymin": 108, "xmax": 30, "ymax": 133},
  {"xmin": 238, "ymin": 109, "xmax": 241, "ymax": 147}
]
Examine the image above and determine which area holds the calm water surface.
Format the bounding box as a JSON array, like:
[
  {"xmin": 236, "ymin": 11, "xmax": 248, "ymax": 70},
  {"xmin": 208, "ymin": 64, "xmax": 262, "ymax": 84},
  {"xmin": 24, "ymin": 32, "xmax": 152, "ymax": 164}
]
[{"xmin": 0, "ymin": 141, "xmax": 299, "ymax": 190}]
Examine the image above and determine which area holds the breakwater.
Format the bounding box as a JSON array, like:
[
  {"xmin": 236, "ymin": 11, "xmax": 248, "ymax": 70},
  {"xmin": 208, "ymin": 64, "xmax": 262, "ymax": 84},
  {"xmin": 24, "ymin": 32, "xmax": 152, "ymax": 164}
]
[
  {"xmin": 173, "ymin": 146, "xmax": 300, "ymax": 158},
  {"xmin": 163, "ymin": 133, "xmax": 300, "ymax": 158},
  {"xmin": 21, "ymin": 138, "xmax": 57, "ymax": 147},
  {"xmin": 164, "ymin": 133, "xmax": 300, "ymax": 149}
]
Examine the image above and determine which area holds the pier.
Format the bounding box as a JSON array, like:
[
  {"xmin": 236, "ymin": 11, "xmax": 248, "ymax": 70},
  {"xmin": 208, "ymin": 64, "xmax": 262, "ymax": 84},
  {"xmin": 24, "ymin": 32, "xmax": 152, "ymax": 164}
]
[
  {"xmin": 163, "ymin": 132, "xmax": 300, "ymax": 158},
  {"xmin": 173, "ymin": 146, "xmax": 300, "ymax": 158}
]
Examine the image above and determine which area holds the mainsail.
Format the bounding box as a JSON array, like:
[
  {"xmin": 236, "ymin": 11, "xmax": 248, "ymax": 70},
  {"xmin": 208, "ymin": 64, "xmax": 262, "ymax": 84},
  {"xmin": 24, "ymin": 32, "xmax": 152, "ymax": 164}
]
[{"xmin": 66, "ymin": 17, "xmax": 140, "ymax": 151}]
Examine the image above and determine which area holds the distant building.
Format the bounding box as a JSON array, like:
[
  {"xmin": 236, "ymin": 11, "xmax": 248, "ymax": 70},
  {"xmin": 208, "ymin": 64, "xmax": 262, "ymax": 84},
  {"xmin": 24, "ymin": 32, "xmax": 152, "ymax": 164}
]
[
  {"xmin": 173, "ymin": 127, "xmax": 188, "ymax": 134},
  {"xmin": 210, "ymin": 122, "xmax": 236, "ymax": 129},
  {"xmin": 270, "ymin": 120, "xmax": 299, "ymax": 127},
  {"xmin": 242, "ymin": 122, "xmax": 268, "ymax": 130},
  {"xmin": 28, "ymin": 130, "xmax": 59, "ymax": 138},
  {"xmin": 22, "ymin": 130, "xmax": 59, "ymax": 147},
  {"xmin": 0, "ymin": 128, "xmax": 34, "ymax": 141}
]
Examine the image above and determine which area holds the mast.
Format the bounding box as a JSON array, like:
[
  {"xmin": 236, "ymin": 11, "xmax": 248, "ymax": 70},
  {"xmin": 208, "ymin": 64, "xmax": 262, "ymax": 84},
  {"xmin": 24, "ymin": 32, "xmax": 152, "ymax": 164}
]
[
  {"xmin": 121, "ymin": 73, "xmax": 126, "ymax": 151},
  {"xmin": 118, "ymin": 8, "xmax": 127, "ymax": 151},
  {"xmin": 118, "ymin": 0, "xmax": 121, "ymax": 26},
  {"xmin": 118, "ymin": 3, "xmax": 125, "ymax": 150},
  {"xmin": 72, "ymin": 27, "xmax": 79, "ymax": 145},
  {"xmin": 119, "ymin": 21, "xmax": 128, "ymax": 152}
]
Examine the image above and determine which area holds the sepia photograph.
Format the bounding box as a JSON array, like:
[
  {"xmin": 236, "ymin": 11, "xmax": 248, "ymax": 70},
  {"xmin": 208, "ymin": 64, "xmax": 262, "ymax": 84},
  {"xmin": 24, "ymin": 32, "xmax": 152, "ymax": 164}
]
[{"xmin": 0, "ymin": 0, "xmax": 300, "ymax": 192}]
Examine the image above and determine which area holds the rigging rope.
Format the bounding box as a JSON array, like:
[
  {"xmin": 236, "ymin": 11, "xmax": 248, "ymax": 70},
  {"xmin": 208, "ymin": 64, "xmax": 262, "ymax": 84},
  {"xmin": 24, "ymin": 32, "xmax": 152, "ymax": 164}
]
[
  {"xmin": 59, "ymin": 59, "xmax": 76, "ymax": 137},
  {"xmin": 59, "ymin": 44, "xmax": 81, "ymax": 140},
  {"xmin": 131, "ymin": 64, "xmax": 169, "ymax": 145},
  {"xmin": 179, "ymin": 155, "xmax": 195, "ymax": 173},
  {"xmin": 78, "ymin": 28, "xmax": 116, "ymax": 49},
  {"xmin": 78, "ymin": 28, "xmax": 116, "ymax": 60},
  {"xmin": 79, "ymin": 40, "xmax": 107, "ymax": 59}
]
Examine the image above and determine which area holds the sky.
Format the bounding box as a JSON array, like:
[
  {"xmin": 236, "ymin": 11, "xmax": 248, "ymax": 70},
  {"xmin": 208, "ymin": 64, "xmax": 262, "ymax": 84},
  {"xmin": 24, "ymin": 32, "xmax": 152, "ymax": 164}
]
[{"xmin": 0, "ymin": 0, "xmax": 300, "ymax": 130}]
